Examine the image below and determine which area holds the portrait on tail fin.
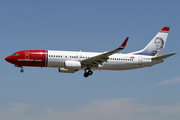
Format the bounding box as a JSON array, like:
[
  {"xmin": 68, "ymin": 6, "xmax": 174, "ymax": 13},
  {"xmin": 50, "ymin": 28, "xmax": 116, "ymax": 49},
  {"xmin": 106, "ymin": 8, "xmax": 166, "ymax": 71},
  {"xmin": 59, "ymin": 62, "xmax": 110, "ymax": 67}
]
[
  {"xmin": 151, "ymin": 37, "xmax": 164, "ymax": 56},
  {"xmin": 129, "ymin": 27, "xmax": 169, "ymax": 56}
]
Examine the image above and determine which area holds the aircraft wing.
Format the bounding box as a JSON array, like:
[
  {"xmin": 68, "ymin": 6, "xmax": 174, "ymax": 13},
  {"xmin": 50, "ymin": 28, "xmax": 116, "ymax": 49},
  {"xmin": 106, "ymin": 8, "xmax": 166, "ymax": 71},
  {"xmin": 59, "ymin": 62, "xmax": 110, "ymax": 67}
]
[{"xmin": 81, "ymin": 37, "xmax": 129, "ymax": 68}]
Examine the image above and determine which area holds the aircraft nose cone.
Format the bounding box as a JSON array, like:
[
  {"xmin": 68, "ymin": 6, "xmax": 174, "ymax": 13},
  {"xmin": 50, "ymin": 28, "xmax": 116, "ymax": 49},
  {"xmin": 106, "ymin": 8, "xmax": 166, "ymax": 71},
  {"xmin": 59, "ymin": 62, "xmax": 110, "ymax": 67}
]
[
  {"xmin": 5, "ymin": 56, "xmax": 12, "ymax": 63},
  {"xmin": 5, "ymin": 56, "xmax": 10, "ymax": 62}
]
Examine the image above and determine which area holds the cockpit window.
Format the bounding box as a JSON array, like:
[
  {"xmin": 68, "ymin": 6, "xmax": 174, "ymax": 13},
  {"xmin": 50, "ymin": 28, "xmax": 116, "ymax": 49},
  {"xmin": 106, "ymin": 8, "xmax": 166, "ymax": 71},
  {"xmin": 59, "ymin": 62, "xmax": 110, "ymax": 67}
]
[{"xmin": 12, "ymin": 53, "xmax": 19, "ymax": 56}]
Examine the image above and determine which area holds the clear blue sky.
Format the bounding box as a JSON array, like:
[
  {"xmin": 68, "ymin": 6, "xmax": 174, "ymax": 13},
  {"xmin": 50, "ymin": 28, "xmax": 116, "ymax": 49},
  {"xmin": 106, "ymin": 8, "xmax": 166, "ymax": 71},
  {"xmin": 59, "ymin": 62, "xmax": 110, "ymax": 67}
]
[{"xmin": 1, "ymin": 0, "xmax": 180, "ymax": 120}]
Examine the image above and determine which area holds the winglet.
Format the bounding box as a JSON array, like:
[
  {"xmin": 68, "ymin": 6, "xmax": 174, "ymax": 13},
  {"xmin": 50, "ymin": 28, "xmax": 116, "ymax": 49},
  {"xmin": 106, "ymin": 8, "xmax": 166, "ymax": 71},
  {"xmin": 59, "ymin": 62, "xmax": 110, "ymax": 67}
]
[{"xmin": 120, "ymin": 37, "xmax": 129, "ymax": 48}]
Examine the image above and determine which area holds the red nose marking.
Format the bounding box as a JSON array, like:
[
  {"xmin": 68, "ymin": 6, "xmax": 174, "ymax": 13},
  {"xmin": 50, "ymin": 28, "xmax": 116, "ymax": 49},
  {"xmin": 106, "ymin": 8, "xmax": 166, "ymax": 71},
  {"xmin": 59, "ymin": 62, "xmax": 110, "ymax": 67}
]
[
  {"xmin": 5, "ymin": 56, "xmax": 9, "ymax": 61},
  {"xmin": 5, "ymin": 56, "xmax": 13, "ymax": 63},
  {"xmin": 5, "ymin": 50, "xmax": 47, "ymax": 67}
]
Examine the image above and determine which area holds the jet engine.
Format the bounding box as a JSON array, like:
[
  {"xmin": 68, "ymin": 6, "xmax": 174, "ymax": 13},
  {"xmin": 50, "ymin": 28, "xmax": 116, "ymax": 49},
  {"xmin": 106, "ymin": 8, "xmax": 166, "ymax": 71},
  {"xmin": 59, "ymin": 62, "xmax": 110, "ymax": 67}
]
[{"xmin": 64, "ymin": 60, "xmax": 81, "ymax": 69}]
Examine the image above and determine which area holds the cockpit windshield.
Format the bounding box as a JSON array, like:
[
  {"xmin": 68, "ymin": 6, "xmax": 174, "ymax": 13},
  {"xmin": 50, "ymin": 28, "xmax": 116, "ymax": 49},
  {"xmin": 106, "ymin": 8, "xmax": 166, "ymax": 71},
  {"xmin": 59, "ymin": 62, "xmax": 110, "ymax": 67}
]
[{"xmin": 12, "ymin": 53, "xmax": 19, "ymax": 56}]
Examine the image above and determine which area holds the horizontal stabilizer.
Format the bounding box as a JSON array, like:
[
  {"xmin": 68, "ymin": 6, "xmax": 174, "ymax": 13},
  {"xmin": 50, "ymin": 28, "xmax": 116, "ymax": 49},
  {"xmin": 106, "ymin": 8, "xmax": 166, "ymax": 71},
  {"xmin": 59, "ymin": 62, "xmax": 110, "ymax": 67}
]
[{"xmin": 152, "ymin": 53, "xmax": 176, "ymax": 60}]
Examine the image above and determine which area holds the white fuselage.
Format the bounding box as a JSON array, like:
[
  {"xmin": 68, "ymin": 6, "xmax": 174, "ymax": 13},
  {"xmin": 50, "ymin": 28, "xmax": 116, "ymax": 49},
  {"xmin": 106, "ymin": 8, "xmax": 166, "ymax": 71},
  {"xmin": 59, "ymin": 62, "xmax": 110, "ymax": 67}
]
[{"xmin": 47, "ymin": 50, "xmax": 163, "ymax": 70}]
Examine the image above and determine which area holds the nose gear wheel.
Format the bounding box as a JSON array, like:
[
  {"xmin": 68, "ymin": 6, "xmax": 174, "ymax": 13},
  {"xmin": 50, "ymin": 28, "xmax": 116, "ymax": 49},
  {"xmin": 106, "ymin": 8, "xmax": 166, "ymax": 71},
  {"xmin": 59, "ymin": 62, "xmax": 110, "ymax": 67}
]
[{"xmin": 20, "ymin": 67, "xmax": 24, "ymax": 73}]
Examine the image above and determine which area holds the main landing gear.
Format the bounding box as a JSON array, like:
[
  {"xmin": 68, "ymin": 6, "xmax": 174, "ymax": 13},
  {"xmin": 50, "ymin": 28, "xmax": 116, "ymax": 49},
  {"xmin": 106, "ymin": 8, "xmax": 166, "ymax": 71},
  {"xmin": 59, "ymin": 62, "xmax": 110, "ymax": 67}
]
[{"xmin": 84, "ymin": 68, "xmax": 93, "ymax": 77}]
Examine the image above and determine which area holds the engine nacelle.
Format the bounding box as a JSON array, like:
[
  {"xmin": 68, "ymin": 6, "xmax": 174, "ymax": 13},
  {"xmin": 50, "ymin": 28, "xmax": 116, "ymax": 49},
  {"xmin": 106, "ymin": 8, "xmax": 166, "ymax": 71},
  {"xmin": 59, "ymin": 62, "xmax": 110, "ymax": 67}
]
[
  {"xmin": 64, "ymin": 60, "xmax": 81, "ymax": 69},
  {"xmin": 58, "ymin": 68, "xmax": 76, "ymax": 73}
]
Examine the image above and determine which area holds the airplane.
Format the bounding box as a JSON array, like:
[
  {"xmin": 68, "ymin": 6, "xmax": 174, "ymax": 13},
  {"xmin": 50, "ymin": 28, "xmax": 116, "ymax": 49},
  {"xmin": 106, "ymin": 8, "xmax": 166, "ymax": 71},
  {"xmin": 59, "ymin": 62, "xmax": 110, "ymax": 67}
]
[{"xmin": 5, "ymin": 27, "xmax": 176, "ymax": 77}]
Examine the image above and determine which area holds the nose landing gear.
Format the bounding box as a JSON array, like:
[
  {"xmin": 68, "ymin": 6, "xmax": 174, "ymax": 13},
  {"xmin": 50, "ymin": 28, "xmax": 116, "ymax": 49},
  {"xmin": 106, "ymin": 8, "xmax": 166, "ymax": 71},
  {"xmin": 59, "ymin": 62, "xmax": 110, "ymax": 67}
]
[
  {"xmin": 15, "ymin": 65, "xmax": 24, "ymax": 73},
  {"xmin": 84, "ymin": 68, "xmax": 93, "ymax": 77},
  {"xmin": 20, "ymin": 67, "xmax": 24, "ymax": 73}
]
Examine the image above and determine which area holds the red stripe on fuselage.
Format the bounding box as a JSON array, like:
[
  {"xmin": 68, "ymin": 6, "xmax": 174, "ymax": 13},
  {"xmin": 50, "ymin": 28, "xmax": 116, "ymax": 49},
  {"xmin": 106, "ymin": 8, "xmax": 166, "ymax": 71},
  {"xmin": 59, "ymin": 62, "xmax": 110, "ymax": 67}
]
[{"xmin": 5, "ymin": 50, "xmax": 47, "ymax": 67}]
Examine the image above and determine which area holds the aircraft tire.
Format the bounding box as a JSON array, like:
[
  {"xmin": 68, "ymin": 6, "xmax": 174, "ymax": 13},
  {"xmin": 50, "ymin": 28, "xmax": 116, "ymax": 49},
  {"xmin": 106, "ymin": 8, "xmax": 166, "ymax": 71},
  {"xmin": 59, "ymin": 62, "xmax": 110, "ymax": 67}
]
[
  {"xmin": 20, "ymin": 69, "xmax": 24, "ymax": 73},
  {"xmin": 88, "ymin": 70, "xmax": 93, "ymax": 75},
  {"xmin": 84, "ymin": 73, "xmax": 89, "ymax": 77}
]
